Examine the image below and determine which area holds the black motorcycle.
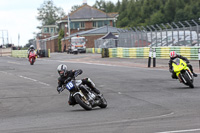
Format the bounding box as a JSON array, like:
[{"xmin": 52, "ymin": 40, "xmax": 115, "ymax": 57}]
[{"xmin": 62, "ymin": 73, "xmax": 107, "ymax": 110}]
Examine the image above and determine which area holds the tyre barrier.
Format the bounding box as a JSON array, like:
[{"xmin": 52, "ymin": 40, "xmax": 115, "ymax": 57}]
[{"xmin": 86, "ymin": 47, "xmax": 200, "ymax": 60}]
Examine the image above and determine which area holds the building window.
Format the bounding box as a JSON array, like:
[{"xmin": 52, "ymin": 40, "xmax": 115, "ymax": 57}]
[
  {"xmin": 93, "ymin": 21, "xmax": 110, "ymax": 28},
  {"xmin": 43, "ymin": 27, "xmax": 49, "ymax": 33},
  {"xmin": 71, "ymin": 22, "xmax": 80, "ymax": 29},
  {"xmin": 104, "ymin": 20, "xmax": 109, "ymax": 26},
  {"xmin": 98, "ymin": 21, "xmax": 103, "ymax": 27},
  {"xmin": 80, "ymin": 22, "xmax": 85, "ymax": 29},
  {"xmin": 93, "ymin": 21, "xmax": 97, "ymax": 28},
  {"xmin": 50, "ymin": 28, "xmax": 54, "ymax": 33}
]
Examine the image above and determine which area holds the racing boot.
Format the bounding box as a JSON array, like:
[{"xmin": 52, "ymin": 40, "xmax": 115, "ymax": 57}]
[
  {"xmin": 188, "ymin": 65, "xmax": 197, "ymax": 77},
  {"xmin": 193, "ymin": 72, "xmax": 198, "ymax": 77},
  {"xmin": 92, "ymin": 87, "xmax": 100, "ymax": 95},
  {"xmin": 171, "ymin": 73, "xmax": 178, "ymax": 79},
  {"xmin": 68, "ymin": 94, "xmax": 76, "ymax": 106},
  {"xmin": 86, "ymin": 78, "xmax": 101, "ymax": 94}
]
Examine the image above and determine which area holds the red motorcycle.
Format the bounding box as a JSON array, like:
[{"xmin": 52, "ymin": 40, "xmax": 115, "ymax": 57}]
[{"xmin": 28, "ymin": 50, "xmax": 37, "ymax": 65}]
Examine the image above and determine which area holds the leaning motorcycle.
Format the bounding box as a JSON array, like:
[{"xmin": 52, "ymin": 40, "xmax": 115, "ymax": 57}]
[
  {"xmin": 28, "ymin": 50, "xmax": 36, "ymax": 65},
  {"xmin": 62, "ymin": 73, "xmax": 107, "ymax": 110},
  {"xmin": 172, "ymin": 58, "xmax": 194, "ymax": 88}
]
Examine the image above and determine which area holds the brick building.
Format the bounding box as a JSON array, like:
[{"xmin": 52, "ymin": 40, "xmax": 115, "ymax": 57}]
[
  {"xmin": 37, "ymin": 2, "xmax": 119, "ymax": 52},
  {"xmin": 61, "ymin": 26, "xmax": 120, "ymax": 52}
]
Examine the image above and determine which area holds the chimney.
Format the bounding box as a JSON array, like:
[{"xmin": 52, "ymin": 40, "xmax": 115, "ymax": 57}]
[{"xmin": 83, "ymin": 0, "xmax": 87, "ymax": 5}]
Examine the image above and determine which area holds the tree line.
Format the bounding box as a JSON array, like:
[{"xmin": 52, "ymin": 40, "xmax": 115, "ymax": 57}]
[
  {"xmin": 25, "ymin": 0, "xmax": 200, "ymax": 47},
  {"xmin": 94, "ymin": 0, "xmax": 200, "ymax": 28}
]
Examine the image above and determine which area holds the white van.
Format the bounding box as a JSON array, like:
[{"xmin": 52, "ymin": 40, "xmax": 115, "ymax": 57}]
[{"xmin": 68, "ymin": 36, "xmax": 86, "ymax": 54}]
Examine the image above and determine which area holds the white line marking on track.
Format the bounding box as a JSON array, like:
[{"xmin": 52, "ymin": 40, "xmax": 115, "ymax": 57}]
[
  {"xmin": 77, "ymin": 112, "xmax": 174, "ymax": 127},
  {"xmin": 19, "ymin": 75, "xmax": 50, "ymax": 86},
  {"xmin": 7, "ymin": 61, "xmax": 21, "ymax": 65},
  {"xmin": 19, "ymin": 75, "xmax": 37, "ymax": 82},
  {"xmin": 0, "ymin": 71, "xmax": 50, "ymax": 86},
  {"xmin": 155, "ymin": 128, "xmax": 200, "ymax": 133}
]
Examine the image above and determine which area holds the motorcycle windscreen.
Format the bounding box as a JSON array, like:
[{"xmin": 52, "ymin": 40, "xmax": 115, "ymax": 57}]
[
  {"xmin": 172, "ymin": 58, "xmax": 187, "ymax": 72},
  {"xmin": 66, "ymin": 81, "xmax": 75, "ymax": 91}
]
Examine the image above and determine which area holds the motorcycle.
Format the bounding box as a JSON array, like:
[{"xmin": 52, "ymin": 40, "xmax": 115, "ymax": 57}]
[
  {"xmin": 172, "ymin": 58, "xmax": 194, "ymax": 88},
  {"xmin": 28, "ymin": 50, "xmax": 37, "ymax": 65},
  {"xmin": 62, "ymin": 72, "xmax": 107, "ymax": 110}
]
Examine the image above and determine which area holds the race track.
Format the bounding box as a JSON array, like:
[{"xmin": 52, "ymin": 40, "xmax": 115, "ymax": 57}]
[{"xmin": 0, "ymin": 53, "xmax": 200, "ymax": 133}]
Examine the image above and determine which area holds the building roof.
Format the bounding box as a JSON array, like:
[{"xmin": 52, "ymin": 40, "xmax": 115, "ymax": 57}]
[
  {"xmin": 62, "ymin": 26, "xmax": 120, "ymax": 40},
  {"xmin": 98, "ymin": 32, "xmax": 118, "ymax": 39},
  {"xmin": 62, "ymin": 4, "xmax": 117, "ymax": 21}
]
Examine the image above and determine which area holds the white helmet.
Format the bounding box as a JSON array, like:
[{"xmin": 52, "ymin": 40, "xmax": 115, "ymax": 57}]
[
  {"xmin": 57, "ymin": 64, "xmax": 67, "ymax": 77},
  {"xmin": 30, "ymin": 45, "xmax": 34, "ymax": 49}
]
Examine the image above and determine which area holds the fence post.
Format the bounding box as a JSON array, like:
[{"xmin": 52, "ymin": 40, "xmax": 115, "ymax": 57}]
[
  {"xmin": 146, "ymin": 26, "xmax": 153, "ymax": 45},
  {"xmin": 153, "ymin": 48, "xmax": 156, "ymax": 67},
  {"xmin": 167, "ymin": 23, "xmax": 174, "ymax": 46},
  {"xmin": 148, "ymin": 47, "xmax": 152, "ymax": 67},
  {"xmin": 185, "ymin": 21, "xmax": 192, "ymax": 45},
  {"xmin": 179, "ymin": 21, "xmax": 186, "ymax": 44},
  {"xmin": 151, "ymin": 25, "xmax": 157, "ymax": 47},
  {"xmin": 161, "ymin": 23, "xmax": 168, "ymax": 46},
  {"xmin": 156, "ymin": 24, "xmax": 162, "ymax": 46},
  {"xmin": 192, "ymin": 20, "xmax": 199, "ymax": 46},
  {"xmin": 172, "ymin": 22, "xmax": 180, "ymax": 45}
]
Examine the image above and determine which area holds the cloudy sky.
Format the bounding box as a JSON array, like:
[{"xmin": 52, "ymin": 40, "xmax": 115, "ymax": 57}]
[{"xmin": 0, "ymin": 0, "xmax": 119, "ymax": 47}]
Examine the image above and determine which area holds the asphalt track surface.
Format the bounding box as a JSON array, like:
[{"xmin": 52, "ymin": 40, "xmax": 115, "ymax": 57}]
[{"xmin": 0, "ymin": 53, "xmax": 200, "ymax": 133}]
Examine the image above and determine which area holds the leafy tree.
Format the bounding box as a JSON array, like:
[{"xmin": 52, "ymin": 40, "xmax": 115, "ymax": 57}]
[
  {"xmin": 150, "ymin": 11, "xmax": 165, "ymax": 25},
  {"xmin": 118, "ymin": 17, "xmax": 129, "ymax": 27},
  {"xmin": 174, "ymin": 9, "xmax": 187, "ymax": 21},
  {"xmin": 58, "ymin": 29, "xmax": 64, "ymax": 52},
  {"xmin": 37, "ymin": 0, "xmax": 66, "ymax": 27},
  {"xmin": 114, "ymin": 0, "xmax": 121, "ymax": 12},
  {"xmin": 71, "ymin": 5, "xmax": 81, "ymax": 12},
  {"xmin": 106, "ymin": 1, "xmax": 115, "ymax": 13},
  {"xmin": 164, "ymin": 0, "xmax": 176, "ymax": 23},
  {"xmin": 93, "ymin": 0, "xmax": 200, "ymax": 28},
  {"xmin": 93, "ymin": 0, "xmax": 106, "ymax": 10}
]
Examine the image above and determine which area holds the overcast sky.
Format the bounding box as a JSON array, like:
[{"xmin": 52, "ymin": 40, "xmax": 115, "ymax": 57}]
[{"xmin": 0, "ymin": 0, "xmax": 119, "ymax": 47}]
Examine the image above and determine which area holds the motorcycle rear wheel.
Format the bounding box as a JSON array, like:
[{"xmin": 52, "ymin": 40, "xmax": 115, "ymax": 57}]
[{"xmin": 74, "ymin": 94, "xmax": 92, "ymax": 110}]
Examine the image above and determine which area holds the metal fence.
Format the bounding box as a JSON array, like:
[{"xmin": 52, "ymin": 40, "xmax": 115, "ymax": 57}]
[
  {"xmin": 95, "ymin": 39, "xmax": 118, "ymax": 48},
  {"xmin": 117, "ymin": 20, "xmax": 200, "ymax": 47}
]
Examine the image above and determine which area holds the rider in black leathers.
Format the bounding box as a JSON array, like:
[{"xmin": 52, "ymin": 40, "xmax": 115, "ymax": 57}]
[
  {"xmin": 169, "ymin": 51, "xmax": 197, "ymax": 79},
  {"xmin": 57, "ymin": 64, "xmax": 101, "ymax": 105}
]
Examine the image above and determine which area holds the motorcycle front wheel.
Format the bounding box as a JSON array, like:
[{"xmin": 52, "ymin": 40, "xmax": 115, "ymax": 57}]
[
  {"xmin": 182, "ymin": 72, "xmax": 194, "ymax": 88},
  {"xmin": 98, "ymin": 95, "xmax": 107, "ymax": 108},
  {"xmin": 30, "ymin": 58, "xmax": 34, "ymax": 65},
  {"xmin": 74, "ymin": 94, "xmax": 92, "ymax": 110}
]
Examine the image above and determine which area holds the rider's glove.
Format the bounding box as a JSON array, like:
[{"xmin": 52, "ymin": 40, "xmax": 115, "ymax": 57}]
[
  {"xmin": 57, "ymin": 87, "xmax": 63, "ymax": 93},
  {"xmin": 75, "ymin": 69, "xmax": 83, "ymax": 77}
]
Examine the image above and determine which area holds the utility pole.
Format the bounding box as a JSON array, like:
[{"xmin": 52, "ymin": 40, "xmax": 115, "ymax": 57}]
[
  {"xmin": 68, "ymin": 13, "xmax": 70, "ymax": 37},
  {"xmin": 0, "ymin": 30, "xmax": 9, "ymax": 46}
]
